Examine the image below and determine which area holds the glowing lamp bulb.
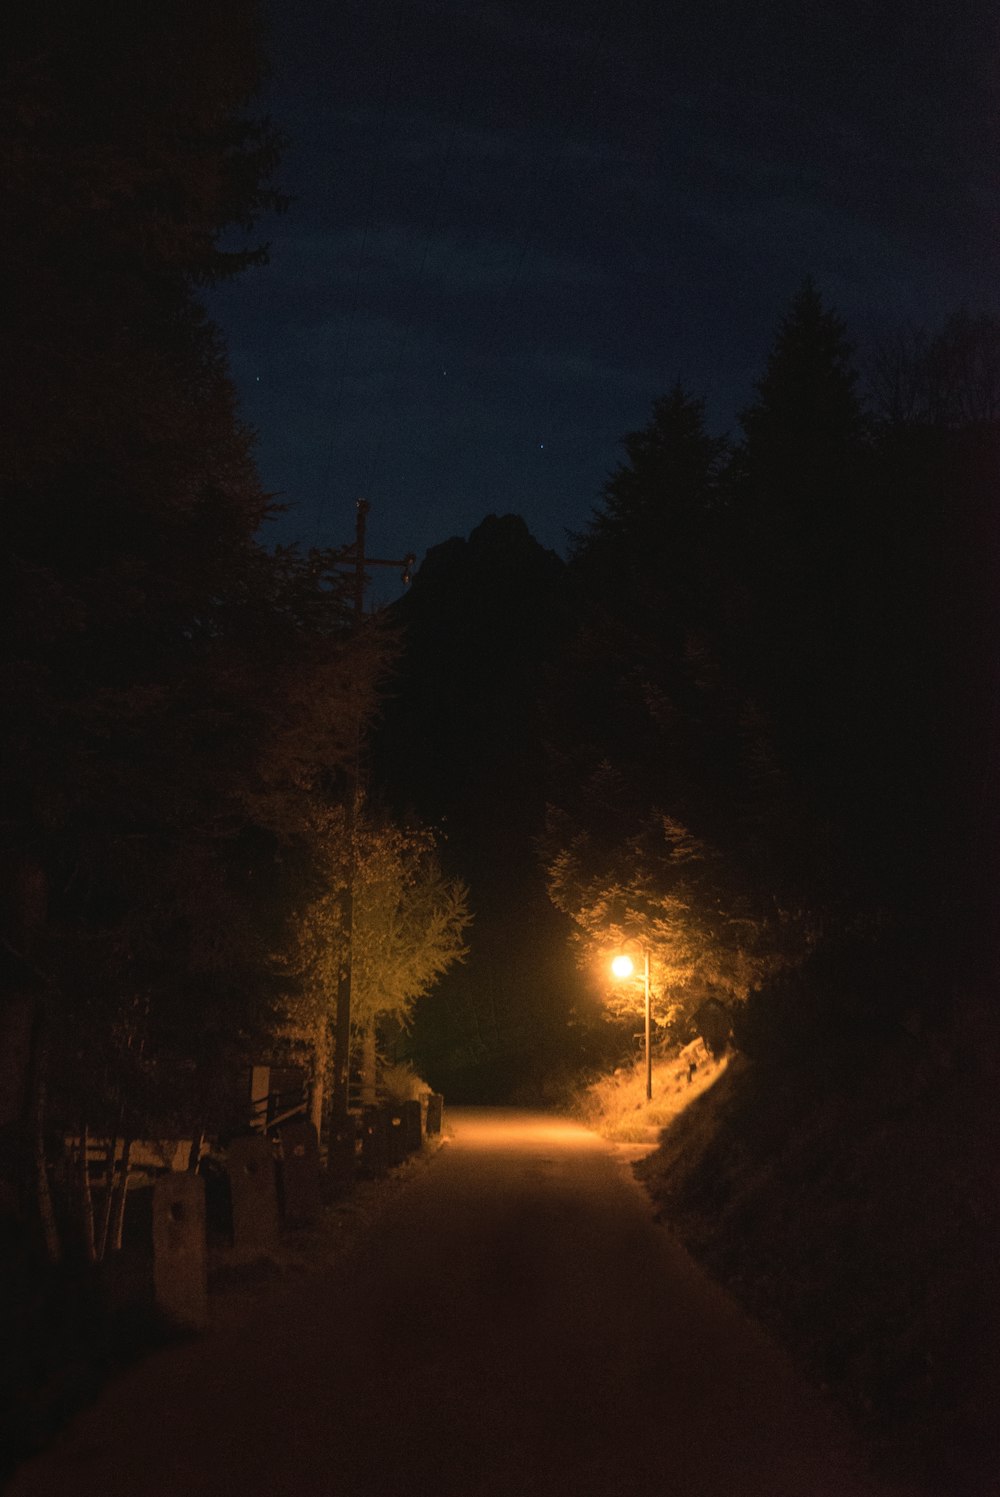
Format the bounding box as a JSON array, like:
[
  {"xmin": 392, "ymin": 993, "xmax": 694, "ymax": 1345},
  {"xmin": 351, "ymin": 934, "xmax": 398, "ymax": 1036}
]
[{"xmin": 611, "ymin": 954, "xmax": 635, "ymax": 979}]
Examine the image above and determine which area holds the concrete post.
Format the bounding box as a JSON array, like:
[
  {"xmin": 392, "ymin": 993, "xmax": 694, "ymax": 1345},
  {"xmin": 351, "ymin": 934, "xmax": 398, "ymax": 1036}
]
[
  {"xmin": 425, "ymin": 1093, "xmax": 444, "ymax": 1136},
  {"xmin": 326, "ymin": 1115, "xmax": 356, "ymax": 1194},
  {"xmin": 386, "ymin": 1105, "xmax": 406, "ymax": 1167},
  {"xmin": 153, "ymin": 1172, "xmax": 207, "ymax": 1330},
  {"xmin": 401, "ymin": 1099, "xmax": 422, "ymax": 1155},
  {"xmin": 278, "ymin": 1119, "xmax": 321, "ymax": 1225},
  {"xmin": 361, "ymin": 1105, "xmax": 388, "ymax": 1177},
  {"xmin": 227, "ymin": 1135, "xmax": 279, "ymax": 1262}
]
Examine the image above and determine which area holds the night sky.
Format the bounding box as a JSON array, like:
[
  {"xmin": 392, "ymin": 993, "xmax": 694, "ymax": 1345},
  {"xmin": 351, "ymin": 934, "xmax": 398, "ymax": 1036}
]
[{"xmin": 206, "ymin": 0, "xmax": 999, "ymax": 586}]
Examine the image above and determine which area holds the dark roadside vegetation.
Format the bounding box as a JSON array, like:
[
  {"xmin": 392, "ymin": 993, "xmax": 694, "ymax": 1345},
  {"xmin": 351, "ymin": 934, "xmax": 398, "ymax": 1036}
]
[
  {"xmin": 636, "ymin": 997, "xmax": 999, "ymax": 1497},
  {"xmin": 375, "ymin": 310, "xmax": 997, "ymax": 1494},
  {"xmin": 2, "ymin": 4, "xmax": 997, "ymax": 1495},
  {"xmin": 1, "ymin": 1112, "xmax": 438, "ymax": 1486}
]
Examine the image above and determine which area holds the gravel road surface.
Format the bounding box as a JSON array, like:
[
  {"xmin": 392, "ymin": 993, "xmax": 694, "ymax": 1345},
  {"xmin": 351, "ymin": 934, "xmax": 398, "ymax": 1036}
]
[{"xmin": 7, "ymin": 1108, "xmax": 917, "ymax": 1497}]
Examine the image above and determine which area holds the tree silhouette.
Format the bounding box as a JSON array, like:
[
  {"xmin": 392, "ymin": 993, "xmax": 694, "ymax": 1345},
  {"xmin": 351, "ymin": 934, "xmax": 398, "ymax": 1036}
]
[
  {"xmin": 371, "ymin": 515, "xmax": 580, "ymax": 1101},
  {"xmin": 545, "ymin": 385, "xmax": 794, "ymax": 1038},
  {"xmin": 0, "ymin": 1, "xmax": 400, "ymax": 1253}
]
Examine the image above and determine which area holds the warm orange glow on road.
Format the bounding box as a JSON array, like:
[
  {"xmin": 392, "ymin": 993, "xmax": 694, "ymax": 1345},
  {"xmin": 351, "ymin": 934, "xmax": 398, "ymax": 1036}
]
[{"xmin": 446, "ymin": 1109, "xmax": 603, "ymax": 1152}]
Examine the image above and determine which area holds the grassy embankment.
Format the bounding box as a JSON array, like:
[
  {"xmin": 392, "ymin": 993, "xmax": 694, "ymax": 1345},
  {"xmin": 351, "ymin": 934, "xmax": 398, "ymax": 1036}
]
[
  {"xmin": 569, "ymin": 1040, "xmax": 728, "ymax": 1143},
  {"xmin": 606, "ymin": 1026, "xmax": 1000, "ymax": 1497}
]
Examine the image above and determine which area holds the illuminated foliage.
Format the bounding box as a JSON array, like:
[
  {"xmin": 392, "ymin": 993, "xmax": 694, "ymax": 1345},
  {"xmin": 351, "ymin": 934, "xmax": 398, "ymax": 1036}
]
[
  {"xmin": 548, "ymin": 281, "xmax": 996, "ymax": 1076},
  {"xmin": 287, "ymin": 812, "xmax": 471, "ymax": 1043},
  {"xmin": 544, "ymin": 302, "xmax": 872, "ymax": 1039},
  {"xmin": 546, "ymin": 786, "xmax": 791, "ymax": 1033},
  {"xmin": 350, "ymin": 821, "xmax": 472, "ymax": 1028}
]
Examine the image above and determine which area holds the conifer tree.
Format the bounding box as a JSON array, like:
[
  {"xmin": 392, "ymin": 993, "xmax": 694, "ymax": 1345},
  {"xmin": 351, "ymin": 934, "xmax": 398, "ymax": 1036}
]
[
  {"xmin": 0, "ymin": 1, "xmax": 389, "ymax": 1249},
  {"xmin": 545, "ymin": 387, "xmax": 793, "ymax": 1037}
]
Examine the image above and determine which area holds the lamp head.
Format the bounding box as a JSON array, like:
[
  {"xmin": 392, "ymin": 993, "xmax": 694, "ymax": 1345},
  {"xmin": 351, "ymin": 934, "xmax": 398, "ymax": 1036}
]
[{"xmin": 610, "ymin": 954, "xmax": 635, "ymax": 979}]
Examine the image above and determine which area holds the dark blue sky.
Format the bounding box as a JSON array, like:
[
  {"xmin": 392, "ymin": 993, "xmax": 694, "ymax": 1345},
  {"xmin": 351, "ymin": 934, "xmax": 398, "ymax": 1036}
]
[{"xmin": 207, "ymin": 0, "xmax": 999, "ymax": 594}]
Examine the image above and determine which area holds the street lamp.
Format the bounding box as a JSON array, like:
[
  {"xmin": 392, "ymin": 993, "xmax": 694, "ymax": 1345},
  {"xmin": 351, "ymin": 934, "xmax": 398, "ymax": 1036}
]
[{"xmin": 610, "ymin": 943, "xmax": 652, "ymax": 1102}]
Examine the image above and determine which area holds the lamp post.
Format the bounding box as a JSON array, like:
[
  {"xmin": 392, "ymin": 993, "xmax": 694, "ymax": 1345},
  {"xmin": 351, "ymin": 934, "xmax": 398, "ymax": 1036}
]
[{"xmin": 611, "ymin": 943, "xmax": 652, "ymax": 1101}]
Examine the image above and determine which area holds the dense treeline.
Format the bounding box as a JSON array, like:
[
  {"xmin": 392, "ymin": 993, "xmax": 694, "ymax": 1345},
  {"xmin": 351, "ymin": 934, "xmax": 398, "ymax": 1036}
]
[
  {"xmin": 551, "ymin": 293, "xmax": 999, "ymax": 1494},
  {"xmin": 0, "ymin": 0, "xmax": 466, "ymax": 1269},
  {"xmin": 371, "ymin": 287, "xmax": 996, "ymax": 1100},
  {"xmin": 3, "ymin": 0, "xmax": 993, "ymax": 1254},
  {"xmin": 372, "ymin": 515, "xmax": 583, "ymax": 1102},
  {"xmin": 544, "ymin": 282, "xmax": 997, "ymax": 1070}
]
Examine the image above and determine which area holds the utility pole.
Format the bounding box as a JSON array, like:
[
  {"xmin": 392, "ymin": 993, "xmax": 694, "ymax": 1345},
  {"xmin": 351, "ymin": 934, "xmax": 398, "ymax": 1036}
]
[{"xmin": 329, "ymin": 500, "xmax": 415, "ymax": 1138}]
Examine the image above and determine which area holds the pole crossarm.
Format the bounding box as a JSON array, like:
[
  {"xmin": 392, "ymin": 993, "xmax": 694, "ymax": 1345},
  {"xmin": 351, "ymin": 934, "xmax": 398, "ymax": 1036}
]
[{"xmin": 329, "ymin": 503, "xmax": 416, "ymax": 595}]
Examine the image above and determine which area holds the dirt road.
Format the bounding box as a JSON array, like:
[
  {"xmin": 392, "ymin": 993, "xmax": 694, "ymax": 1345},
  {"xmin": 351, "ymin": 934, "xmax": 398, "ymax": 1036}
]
[{"xmin": 8, "ymin": 1109, "xmax": 915, "ymax": 1497}]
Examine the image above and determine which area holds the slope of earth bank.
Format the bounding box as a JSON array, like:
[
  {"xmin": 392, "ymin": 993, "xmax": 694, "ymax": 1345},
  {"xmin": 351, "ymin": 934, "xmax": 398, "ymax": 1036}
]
[{"xmin": 634, "ymin": 1047, "xmax": 999, "ymax": 1496}]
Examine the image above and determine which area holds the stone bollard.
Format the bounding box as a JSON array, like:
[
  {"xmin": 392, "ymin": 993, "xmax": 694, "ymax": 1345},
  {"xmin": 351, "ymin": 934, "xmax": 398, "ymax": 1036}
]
[
  {"xmin": 386, "ymin": 1105, "xmax": 406, "ymax": 1167},
  {"xmin": 326, "ymin": 1116, "xmax": 357, "ymax": 1194},
  {"xmin": 278, "ymin": 1119, "xmax": 321, "ymax": 1225},
  {"xmin": 360, "ymin": 1105, "xmax": 388, "ymax": 1177},
  {"xmin": 227, "ymin": 1134, "xmax": 279, "ymax": 1262},
  {"xmin": 401, "ymin": 1099, "xmax": 422, "ymax": 1155},
  {"xmin": 153, "ymin": 1172, "xmax": 207, "ymax": 1331},
  {"xmin": 425, "ymin": 1093, "xmax": 444, "ymax": 1136}
]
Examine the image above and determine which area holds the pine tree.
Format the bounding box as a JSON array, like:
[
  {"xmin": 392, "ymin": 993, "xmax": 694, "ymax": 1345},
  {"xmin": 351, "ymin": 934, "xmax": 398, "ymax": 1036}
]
[
  {"xmin": 729, "ymin": 279, "xmax": 875, "ymax": 901},
  {"xmin": 544, "ymin": 387, "xmax": 798, "ymax": 1040},
  {"xmin": 571, "ymin": 383, "xmax": 729, "ymax": 643}
]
